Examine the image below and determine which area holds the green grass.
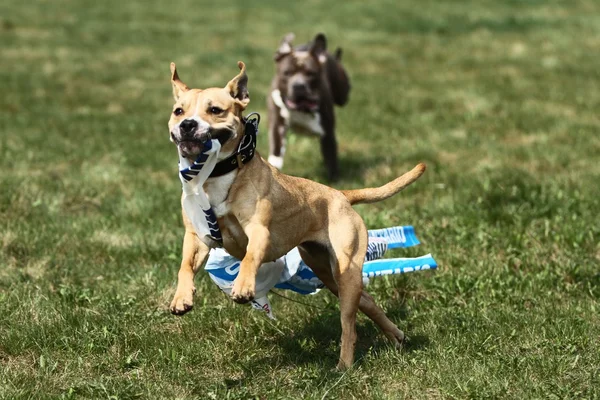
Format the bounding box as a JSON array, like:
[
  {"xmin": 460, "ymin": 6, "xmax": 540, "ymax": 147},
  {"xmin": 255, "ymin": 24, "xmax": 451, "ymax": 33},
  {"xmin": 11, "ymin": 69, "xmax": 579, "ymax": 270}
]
[{"xmin": 1, "ymin": 0, "xmax": 599, "ymax": 398}]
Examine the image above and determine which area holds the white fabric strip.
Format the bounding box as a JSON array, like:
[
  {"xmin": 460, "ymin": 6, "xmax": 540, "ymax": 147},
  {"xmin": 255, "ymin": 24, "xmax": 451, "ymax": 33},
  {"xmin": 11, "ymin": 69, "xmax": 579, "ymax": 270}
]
[{"xmin": 178, "ymin": 139, "xmax": 222, "ymax": 248}]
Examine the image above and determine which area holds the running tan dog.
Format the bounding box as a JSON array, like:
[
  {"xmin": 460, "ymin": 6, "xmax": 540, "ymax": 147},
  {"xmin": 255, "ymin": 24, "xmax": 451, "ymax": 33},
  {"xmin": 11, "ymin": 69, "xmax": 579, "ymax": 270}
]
[{"xmin": 167, "ymin": 61, "xmax": 426, "ymax": 369}]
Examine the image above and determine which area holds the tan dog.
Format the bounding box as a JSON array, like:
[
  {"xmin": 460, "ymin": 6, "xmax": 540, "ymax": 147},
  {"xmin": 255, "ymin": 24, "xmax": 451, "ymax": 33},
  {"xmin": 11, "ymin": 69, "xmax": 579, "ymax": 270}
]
[{"xmin": 167, "ymin": 61, "xmax": 426, "ymax": 369}]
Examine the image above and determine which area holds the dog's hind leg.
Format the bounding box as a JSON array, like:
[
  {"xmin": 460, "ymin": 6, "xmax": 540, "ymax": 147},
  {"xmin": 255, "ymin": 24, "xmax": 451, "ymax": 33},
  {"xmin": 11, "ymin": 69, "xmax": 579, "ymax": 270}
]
[
  {"xmin": 299, "ymin": 242, "xmax": 357, "ymax": 369},
  {"xmin": 333, "ymin": 259, "xmax": 362, "ymax": 369},
  {"xmin": 170, "ymin": 228, "xmax": 210, "ymax": 315},
  {"xmin": 309, "ymin": 278, "xmax": 404, "ymax": 351},
  {"xmin": 357, "ymin": 291, "xmax": 404, "ymax": 347},
  {"xmin": 327, "ymin": 219, "xmax": 370, "ymax": 370},
  {"xmin": 300, "ymin": 238, "xmax": 404, "ymax": 362},
  {"xmin": 300, "ymin": 256, "xmax": 405, "ymax": 351}
]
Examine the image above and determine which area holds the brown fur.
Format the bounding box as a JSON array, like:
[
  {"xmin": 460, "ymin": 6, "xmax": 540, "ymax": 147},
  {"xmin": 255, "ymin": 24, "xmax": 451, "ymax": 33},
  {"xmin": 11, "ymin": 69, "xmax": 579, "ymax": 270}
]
[{"xmin": 167, "ymin": 62, "xmax": 425, "ymax": 369}]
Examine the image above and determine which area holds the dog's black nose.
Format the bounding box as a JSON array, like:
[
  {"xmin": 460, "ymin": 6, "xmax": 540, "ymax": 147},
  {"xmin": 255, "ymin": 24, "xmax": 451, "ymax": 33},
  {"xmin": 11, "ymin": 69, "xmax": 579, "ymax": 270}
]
[
  {"xmin": 292, "ymin": 82, "xmax": 308, "ymax": 95},
  {"xmin": 179, "ymin": 119, "xmax": 198, "ymax": 135}
]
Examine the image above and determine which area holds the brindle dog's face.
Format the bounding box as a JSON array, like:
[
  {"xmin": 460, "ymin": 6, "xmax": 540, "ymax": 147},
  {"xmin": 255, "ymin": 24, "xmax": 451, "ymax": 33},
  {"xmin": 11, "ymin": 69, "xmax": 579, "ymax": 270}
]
[
  {"xmin": 168, "ymin": 62, "xmax": 249, "ymax": 159},
  {"xmin": 274, "ymin": 33, "xmax": 327, "ymax": 113}
]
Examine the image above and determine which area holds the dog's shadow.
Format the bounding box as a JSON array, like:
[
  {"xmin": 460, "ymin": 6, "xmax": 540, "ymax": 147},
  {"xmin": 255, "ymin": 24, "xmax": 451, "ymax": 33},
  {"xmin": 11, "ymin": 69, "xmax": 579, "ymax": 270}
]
[
  {"xmin": 335, "ymin": 152, "xmax": 380, "ymax": 183},
  {"xmin": 240, "ymin": 297, "xmax": 430, "ymax": 372},
  {"xmin": 321, "ymin": 148, "xmax": 431, "ymax": 184},
  {"xmin": 288, "ymin": 147, "xmax": 387, "ymax": 184},
  {"xmin": 216, "ymin": 299, "xmax": 431, "ymax": 394}
]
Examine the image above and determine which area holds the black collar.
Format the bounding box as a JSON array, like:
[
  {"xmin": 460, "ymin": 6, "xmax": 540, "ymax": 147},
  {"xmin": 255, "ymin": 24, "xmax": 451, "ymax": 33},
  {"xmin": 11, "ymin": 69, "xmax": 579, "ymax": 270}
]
[{"xmin": 209, "ymin": 113, "xmax": 260, "ymax": 178}]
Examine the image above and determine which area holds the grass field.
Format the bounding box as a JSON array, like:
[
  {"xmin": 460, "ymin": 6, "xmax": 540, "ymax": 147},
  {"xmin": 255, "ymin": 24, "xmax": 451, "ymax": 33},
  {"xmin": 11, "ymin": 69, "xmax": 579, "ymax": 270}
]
[{"xmin": 1, "ymin": 0, "xmax": 599, "ymax": 398}]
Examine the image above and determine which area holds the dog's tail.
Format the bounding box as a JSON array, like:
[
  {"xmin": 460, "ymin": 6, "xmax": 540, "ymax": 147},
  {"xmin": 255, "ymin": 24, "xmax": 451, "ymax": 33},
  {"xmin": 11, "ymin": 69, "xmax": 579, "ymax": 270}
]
[{"xmin": 341, "ymin": 163, "xmax": 426, "ymax": 205}]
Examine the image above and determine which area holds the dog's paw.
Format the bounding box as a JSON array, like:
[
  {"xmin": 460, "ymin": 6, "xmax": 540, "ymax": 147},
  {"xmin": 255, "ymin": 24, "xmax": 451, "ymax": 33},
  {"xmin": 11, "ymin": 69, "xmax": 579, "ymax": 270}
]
[
  {"xmin": 230, "ymin": 277, "xmax": 255, "ymax": 304},
  {"xmin": 169, "ymin": 287, "xmax": 196, "ymax": 315},
  {"xmin": 336, "ymin": 359, "xmax": 353, "ymax": 371},
  {"xmin": 385, "ymin": 327, "xmax": 405, "ymax": 349}
]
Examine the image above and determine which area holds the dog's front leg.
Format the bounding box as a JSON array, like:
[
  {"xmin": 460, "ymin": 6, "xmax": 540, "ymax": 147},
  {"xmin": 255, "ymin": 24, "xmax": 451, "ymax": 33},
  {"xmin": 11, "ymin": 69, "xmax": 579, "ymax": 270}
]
[
  {"xmin": 267, "ymin": 94, "xmax": 287, "ymax": 170},
  {"xmin": 319, "ymin": 103, "xmax": 339, "ymax": 181},
  {"xmin": 230, "ymin": 223, "xmax": 270, "ymax": 304},
  {"xmin": 170, "ymin": 230, "xmax": 210, "ymax": 315}
]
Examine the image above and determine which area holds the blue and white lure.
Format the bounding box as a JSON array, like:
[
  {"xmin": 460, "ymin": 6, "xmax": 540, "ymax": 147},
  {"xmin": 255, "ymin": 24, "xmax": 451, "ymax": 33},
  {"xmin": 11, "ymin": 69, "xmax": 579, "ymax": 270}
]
[{"xmin": 205, "ymin": 225, "xmax": 437, "ymax": 319}]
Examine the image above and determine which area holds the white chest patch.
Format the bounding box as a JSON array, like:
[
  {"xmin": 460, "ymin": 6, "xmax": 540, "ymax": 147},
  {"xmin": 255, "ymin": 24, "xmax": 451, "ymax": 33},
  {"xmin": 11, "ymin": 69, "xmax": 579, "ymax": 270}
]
[
  {"xmin": 288, "ymin": 110, "xmax": 324, "ymax": 137},
  {"xmin": 271, "ymin": 90, "xmax": 324, "ymax": 137},
  {"xmin": 204, "ymin": 171, "xmax": 237, "ymax": 217}
]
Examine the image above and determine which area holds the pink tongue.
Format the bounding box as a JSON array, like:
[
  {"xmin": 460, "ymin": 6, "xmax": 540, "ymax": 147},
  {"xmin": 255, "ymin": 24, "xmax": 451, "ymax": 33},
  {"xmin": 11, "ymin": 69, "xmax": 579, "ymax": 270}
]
[{"xmin": 287, "ymin": 99, "xmax": 317, "ymax": 110}]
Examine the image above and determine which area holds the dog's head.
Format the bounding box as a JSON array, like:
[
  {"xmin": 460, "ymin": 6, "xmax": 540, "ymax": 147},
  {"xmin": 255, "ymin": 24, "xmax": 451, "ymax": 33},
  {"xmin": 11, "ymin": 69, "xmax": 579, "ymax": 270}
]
[
  {"xmin": 168, "ymin": 62, "xmax": 250, "ymax": 159},
  {"xmin": 273, "ymin": 33, "xmax": 328, "ymax": 113}
]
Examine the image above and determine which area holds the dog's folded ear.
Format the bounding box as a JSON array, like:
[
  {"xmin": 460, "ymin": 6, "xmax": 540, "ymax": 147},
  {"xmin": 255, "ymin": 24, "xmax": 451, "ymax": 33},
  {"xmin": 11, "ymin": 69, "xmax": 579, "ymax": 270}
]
[
  {"xmin": 225, "ymin": 61, "xmax": 250, "ymax": 107},
  {"xmin": 170, "ymin": 62, "xmax": 189, "ymax": 101},
  {"xmin": 274, "ymin": 32, "xmax": 295, "ymax": 61},
  {"xmin": 309, "ymin": 33, "xmax": 328, "ymax": 64}
]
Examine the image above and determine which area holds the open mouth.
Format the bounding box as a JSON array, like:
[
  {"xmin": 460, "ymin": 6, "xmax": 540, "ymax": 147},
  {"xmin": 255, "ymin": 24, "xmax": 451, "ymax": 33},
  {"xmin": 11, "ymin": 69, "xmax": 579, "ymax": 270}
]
[
  {"xmin": 177, "ymin": 141, "xmax": 205, "ymax": 157},
  {"xmin": 171, "ymin": 126, "xmax": 235, "ymax": 156},
  {"xmin": 171, "ymin": 133, "xmax": 205, "ymax": 156},
  {"xmin": 171, "ymin": 132, "xmax": 207, "ymax": 145},
  {"xmin": 285, "ymin": 98, "xmax": 319, "ymax": 112}
]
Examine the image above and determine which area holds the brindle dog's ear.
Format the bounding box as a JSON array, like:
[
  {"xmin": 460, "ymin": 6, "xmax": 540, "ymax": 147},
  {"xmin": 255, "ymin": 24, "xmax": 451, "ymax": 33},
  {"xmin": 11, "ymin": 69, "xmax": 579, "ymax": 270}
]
[
  {"xmin": 274, "ymin": 32, "xmax": 295, "ymax": 62},
  {"xmin": 170, "ymin": 62, "xmax": 189, "ymax": 101},
  {"xmin": 225, "ymin": 61, "xmax": 250, "ymax": 107},
  {"xmin": 334, "ymin": 47, "xmax": 343, "ymax": 61},
  {"xmin": 310, "ymin": 33, "xmax": 328, "ymax": 63}
]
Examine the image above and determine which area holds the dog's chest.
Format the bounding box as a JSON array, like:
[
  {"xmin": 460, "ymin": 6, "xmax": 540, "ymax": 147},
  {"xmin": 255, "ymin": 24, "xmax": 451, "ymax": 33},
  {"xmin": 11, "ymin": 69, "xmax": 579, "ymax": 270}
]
[
  {"xmin": 287, "ymin": 110, "xmax": 324, "ymax": 137},
  {"xmin": 204, "ymin": 172, "xmax": 236, "ymax": 217}
]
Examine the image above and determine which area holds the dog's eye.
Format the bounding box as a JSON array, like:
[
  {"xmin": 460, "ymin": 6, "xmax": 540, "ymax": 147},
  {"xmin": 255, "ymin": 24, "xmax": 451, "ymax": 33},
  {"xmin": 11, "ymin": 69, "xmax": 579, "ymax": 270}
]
[
  {"xmin": 209, "ymin": 106, "xmax": 223, "ymax": 114},
  {"xmin": 283, "ymin": 70, "xmax": 293, "ymax": 77},
  {"xmin": 173, "ymin": 107, "xmax": 184, "ymax": 116}
]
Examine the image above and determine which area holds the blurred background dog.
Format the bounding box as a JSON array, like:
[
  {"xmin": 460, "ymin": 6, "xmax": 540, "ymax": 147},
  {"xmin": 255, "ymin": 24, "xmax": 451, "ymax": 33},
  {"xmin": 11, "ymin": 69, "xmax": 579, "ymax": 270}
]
[{"xmin": 268, "ymin": 33, "xmax": 351, "ymax": 181}]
